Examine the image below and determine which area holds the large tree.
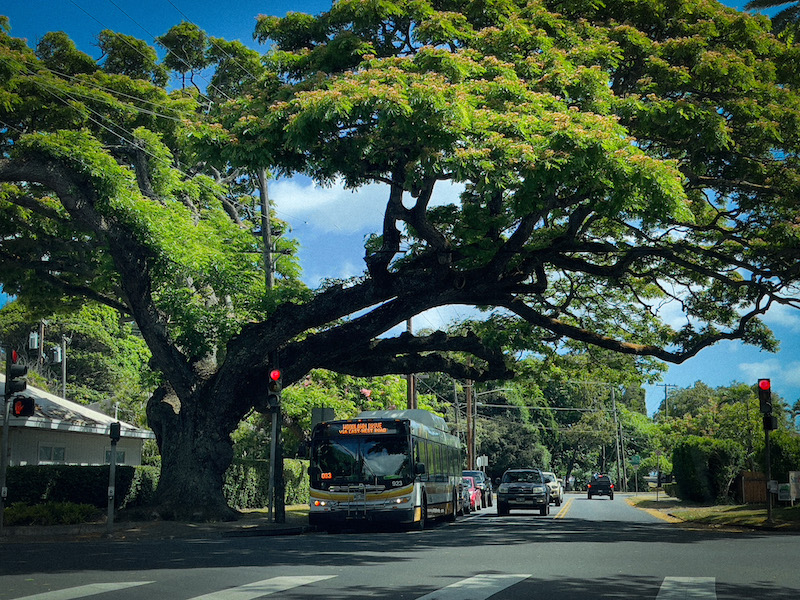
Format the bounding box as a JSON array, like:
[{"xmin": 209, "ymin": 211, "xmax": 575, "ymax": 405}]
[{"xmin": 2, "ymin": 1, "xmax": 800, "ymax": 519}]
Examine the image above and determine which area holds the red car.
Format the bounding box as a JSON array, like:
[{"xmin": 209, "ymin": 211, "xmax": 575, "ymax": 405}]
[{"xmin": 462, "ymin": 476, "xmax": 481, "ymax": 511}]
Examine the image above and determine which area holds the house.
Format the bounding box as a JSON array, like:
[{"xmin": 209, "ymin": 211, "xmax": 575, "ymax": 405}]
[{"xmin": 1, "ymin": 373, "xmax": 154, "ymax": 467}]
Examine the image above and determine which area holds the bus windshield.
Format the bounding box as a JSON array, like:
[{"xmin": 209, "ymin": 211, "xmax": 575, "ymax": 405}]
[{"xmin": 312, "ymin": 434, "xmax": 411, "ymax": 488}]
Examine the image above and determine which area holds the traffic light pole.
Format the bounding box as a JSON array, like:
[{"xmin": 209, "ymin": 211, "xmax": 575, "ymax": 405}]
[
  {"xmin": 0, "ymin": 397, "xmax": 9, "ymax": 532},
  {"xmin": 766, "ymin": 425, "xmax": 773, "ymax": 525}
]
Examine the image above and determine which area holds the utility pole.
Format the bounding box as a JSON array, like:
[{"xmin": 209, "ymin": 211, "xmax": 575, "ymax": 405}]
[
  {"xmin": 657, "ymin": 384, "xmax": 678, "ymax": 419},
  {"xmin": 466, "ymin": 380, "xmax": 474, "ymax": 469},
  {"xmin": 406, "ymin": 318, "xmax": 416, "ymax": 409},
  {"xmin": 612, "ymin": 387, "xmax": 622, "ymax": 491}
]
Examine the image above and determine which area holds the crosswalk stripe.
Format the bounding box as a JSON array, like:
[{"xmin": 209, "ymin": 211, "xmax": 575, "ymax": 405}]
[
  {"xmin": 12, "ymin": 582, "xmax": 154, "ymax": 600},
  {"xmin": 188, "ymin": 575, "xmax": 337, "ymax": 600},
  {"xmin": 414, "ymin": 574, "xmax": 529, "ymax": 600},
  {"xmin": 657, "ymin": 577, "xmax": 716, "ymax": 599}
]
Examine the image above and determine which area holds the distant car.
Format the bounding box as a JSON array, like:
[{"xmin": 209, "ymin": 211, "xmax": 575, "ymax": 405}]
[
  {"xmin": 463, "ymin": 469, "xmax": 493, "ymax": 508},
  {"xmin": 587, "ymin": 474, "xmax": 614, "ymax": 500},
  {"xmin": 543, "ymin": 471, "xmax": 563, "ymax": 506},
  {"xmin": 462, "ymin": 476, "xmax": 481, "ymax": 512},
  {"xmin": 496, "ymin": 468, "xmax": 550, "ymax": 516}
]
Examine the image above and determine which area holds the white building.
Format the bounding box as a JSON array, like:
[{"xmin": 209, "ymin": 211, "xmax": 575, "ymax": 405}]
[{"xmin": 1, "ymin": 374, "xmax": 154, "ymax": 466}]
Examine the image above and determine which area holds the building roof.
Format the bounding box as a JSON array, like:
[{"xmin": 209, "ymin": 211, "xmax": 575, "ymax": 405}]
[{"xmin": 1, "ymin": 373, "xmax": 154, "ymax": 440}]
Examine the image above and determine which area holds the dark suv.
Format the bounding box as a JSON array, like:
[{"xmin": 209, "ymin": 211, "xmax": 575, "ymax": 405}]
[
  {"xmin": 462, "ymin": 470, "xmax": 493, "ymax": 508},
  {"xmin": 496, "ymin": 468, "xmax": 550, "ymax": 516},
  {"xmin": 587, "ymin": 474, "xmax": 614, "ymax": 499}
]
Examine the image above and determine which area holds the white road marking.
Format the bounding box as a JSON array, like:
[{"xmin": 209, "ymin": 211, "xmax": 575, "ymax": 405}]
[
  {"xmin": 415, "ymin": 574, "xmax": 529, "ymax": 600},
  {"xmin": 188, "ymin": 575, "xmax": 337, "ymax": 599},
  {"xmin": 11, "ymin": 582, "xmax": 154, "ymax": 600},
  {"xmin": 657, "ymin": 577, "xmax": 716, "ymax": 599}
]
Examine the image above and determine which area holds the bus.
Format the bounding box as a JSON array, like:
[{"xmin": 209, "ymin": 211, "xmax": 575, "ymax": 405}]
[{"xmin": 308, "ymin": 409, "xmax": 462, "ymax": 531}]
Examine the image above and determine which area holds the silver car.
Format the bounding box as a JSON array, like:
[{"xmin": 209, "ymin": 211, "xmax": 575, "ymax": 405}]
[{"xmin": 543, "ymin": 471, "xmax": 563, "ymax": 506}]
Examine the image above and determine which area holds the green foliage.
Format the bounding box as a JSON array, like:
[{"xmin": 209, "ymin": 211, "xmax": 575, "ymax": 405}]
[
  {"xmin": 761, "ymin": 430, "xmax": 800, "ymax": 482},
  {"xmin": 156, "ymin": 21, "xmax": 210, "ymax": 86},
  {"xmin": 3, "ymin": 501, "xmax": 101, "ymax": 526},
  {"xmin": 6, "ymin": 465, "xmax": 138, "ymax": 509},
  {"xmin": 0, "ymin": 300, "xmax": 155, "ymax": 424},
  {"xmin": 98, "ymin": 30, "xmax": 168, "ymax": 86},
  {"xmin": 672, "ymin": 436, "xmax": 746, "ymax": 502},
  {"xmin": 223, "ymin": 458, "xmax": 309, "ymax": 509}
]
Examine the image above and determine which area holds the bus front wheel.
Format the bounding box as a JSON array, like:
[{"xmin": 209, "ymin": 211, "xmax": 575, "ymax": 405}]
[{"xmin": 414, "ymin": 498, "xmax": 427, "ymax": 530}]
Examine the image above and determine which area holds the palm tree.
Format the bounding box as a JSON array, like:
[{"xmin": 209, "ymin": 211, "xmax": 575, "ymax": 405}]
[{"xmin": 745, "ymin": 1, "xmax": 800, "ymax": 34}]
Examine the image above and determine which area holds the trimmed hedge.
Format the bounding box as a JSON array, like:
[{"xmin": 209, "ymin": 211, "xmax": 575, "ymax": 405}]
[
  {"xmin": 5, "ymin": 459, "xmax": 309, "ymax": 513},
  {"xmin": 672, "ymin": 436, "xmax": 745, "ymax": 502},
  {"xmin": 5, "ymin": 465, "xmax": 138, "ymax": 508},
  {"xmin": 223, "ymin": 458, "xmax": 309, "ymax": 509},
  {"xmin": 4, "ymin": 501, "xmax": 102, "ymax": 526}
]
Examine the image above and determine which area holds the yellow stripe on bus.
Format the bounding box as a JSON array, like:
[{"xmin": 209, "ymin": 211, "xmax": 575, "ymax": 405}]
[{"xmin": 310, "ymin": 484, "xmax": 414, "ymax": 502}]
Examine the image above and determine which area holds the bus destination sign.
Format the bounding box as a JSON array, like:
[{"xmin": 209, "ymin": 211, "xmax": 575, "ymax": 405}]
[{"xmin": 334, "ymin": 421, "xmax": 396, "ymax": 435}]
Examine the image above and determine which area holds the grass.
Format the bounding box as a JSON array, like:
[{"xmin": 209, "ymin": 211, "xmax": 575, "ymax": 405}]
[{"xmin": 629, "ymin": 493, "xmax": 800, "ymax": 530}]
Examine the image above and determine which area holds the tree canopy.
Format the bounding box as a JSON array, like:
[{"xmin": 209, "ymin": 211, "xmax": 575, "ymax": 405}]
[{"xmin": 2, "ymin": 0, "xmax": 800, "ymax": 518}]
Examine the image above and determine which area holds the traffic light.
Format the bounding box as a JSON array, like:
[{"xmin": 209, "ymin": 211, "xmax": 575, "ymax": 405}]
[
  {"xmin": 266, "ymin": 368, "xmax": 282, "ymax": 412},
  {"xmin": 758, "ymin": 379, "xmax": 772, "ymax": 414},
  {"xmin": 12, "ymin": 396, "xmax": 35, "ymax": 417},
  {"xmin": 5, "ymin": 348, "xmax": 28, "ymax": 396},
  {"xmin": 109, "ymin": 422, "xmax": 121, "ymax": 442}
]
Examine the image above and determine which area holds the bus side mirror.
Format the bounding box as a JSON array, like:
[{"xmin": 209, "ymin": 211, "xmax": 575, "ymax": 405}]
[{"xmin": 415, "ymin": 462, "xmax": 426, "ymax": 475}]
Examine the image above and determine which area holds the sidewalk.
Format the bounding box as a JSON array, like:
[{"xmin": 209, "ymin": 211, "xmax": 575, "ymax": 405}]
[{"xmin": 0, "ymin": 507, "xmax": 310, "ymax": 543}]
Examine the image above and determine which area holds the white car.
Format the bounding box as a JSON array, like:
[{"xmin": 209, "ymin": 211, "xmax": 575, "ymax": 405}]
[{"xmin": 542, "ymin": 471, "xmax": 563, "ymax": 506}]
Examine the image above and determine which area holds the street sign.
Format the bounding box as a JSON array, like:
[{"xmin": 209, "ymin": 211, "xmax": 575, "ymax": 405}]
[{"xmin": 631, "ymin": 455, "xmax": 641, "ymax": 466}]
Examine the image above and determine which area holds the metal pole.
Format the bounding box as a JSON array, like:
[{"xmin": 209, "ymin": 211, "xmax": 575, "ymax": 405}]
[
  {"xmin": 107, "ymin": 438, "xmax": 117, "ymax": 534},
  {"xmin": 61, "ymin": 336, "xmax": 67, "ymax": 399},
  {"xmin": 766, "ymin": 425, "xmax": 773, "ymax": 524},
  {"xmin": 268, "ymin": 410, "xmax": 278, "ymax": 522},
  {"xmin": 0, "ymin": 398, "xmax": 10, "ymax": 532}
]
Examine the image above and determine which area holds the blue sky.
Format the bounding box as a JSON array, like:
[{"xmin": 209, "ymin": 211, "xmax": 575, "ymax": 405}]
[{"xmin": 2, "ymin": 0, "xmax": 795, "ymax": 415}]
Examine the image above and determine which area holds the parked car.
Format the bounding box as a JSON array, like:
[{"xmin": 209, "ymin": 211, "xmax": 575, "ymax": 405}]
[
  {"xmin": 543, "ymin": 471, "xmax": 563, "ymax": 506},
  {"xmin": 587, "ymin": 473, "xmax": 614, "ymax": 499},
  {"xmin": 496, "ymin": 468, "xmax": 550, "ymax": 516},
  {"xmin": 459, "ymin": 477, "xmax": 472, "ymax": 514},
  {"xmin": 462, "ymin": 476, "xmax": 481, "ymax": 512},
  {"xmin": 463, "ymin": 469, "xmax": 493, "ymax": 508}
]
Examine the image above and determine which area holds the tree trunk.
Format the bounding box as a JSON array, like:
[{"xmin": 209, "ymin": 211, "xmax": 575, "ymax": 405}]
[{"xmin": 146, "ymin": 386, "xmax": 239, "ymax": 521}]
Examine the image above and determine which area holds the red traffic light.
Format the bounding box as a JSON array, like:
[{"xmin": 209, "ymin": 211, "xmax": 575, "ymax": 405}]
[
  {"xmin": 269, "ymin": 369, "xmax": 281, "ymax": 381},
  {"xmin": 758, "ymin": 378, "xmax": 772, "ymax": 414}
]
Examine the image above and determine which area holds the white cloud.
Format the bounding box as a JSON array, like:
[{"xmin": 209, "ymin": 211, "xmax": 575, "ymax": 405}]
[
  {"xmin": 764, "ymin": 303, "xmax": 800, "ymax": 333},
  {"xmin": 271, "ymin": 177, "xmax": 465, "ymax": 235}
]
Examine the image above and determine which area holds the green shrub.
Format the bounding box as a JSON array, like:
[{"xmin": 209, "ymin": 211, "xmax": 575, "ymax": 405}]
[
  {"xmin": 6, "ymin": 464, "xmax": 155, "ymax": 509},
  {"xmin": 223, "ymin": 458, "xmax": 309, "ymax": 509},
  {"xmin": 284, "ymin": 459, "xmax": 309, "ymax": 505},
  {"xmin": 761, "ymin": 430, "xmax": 800, "ymax": 482},
  {"xmin": 672, "ymin": 436, "xmax": 745, "ymax": 502},
  {"xmin": 121, "ymin": 466, "xmax": 160, "ymax": 508},
  {"xmin": 4, "ymin": 501, "xmax": 101, "ymax": 526}
]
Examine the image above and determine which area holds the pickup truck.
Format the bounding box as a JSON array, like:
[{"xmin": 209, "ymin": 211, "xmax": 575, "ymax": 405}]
[{"xmin": 587, "ymin": 474, "xmax": 614, "ymax": 499}]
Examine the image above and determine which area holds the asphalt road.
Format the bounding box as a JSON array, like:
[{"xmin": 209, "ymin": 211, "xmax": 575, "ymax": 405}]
[{"xmin": 2, "ymin": 493, "xmax": 799, "ymax": 599}]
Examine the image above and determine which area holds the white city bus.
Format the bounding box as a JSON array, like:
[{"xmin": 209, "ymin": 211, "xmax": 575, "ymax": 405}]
[{"xmin": 308, "ymin": 409, "xmax": 461, "ymax": 532}]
